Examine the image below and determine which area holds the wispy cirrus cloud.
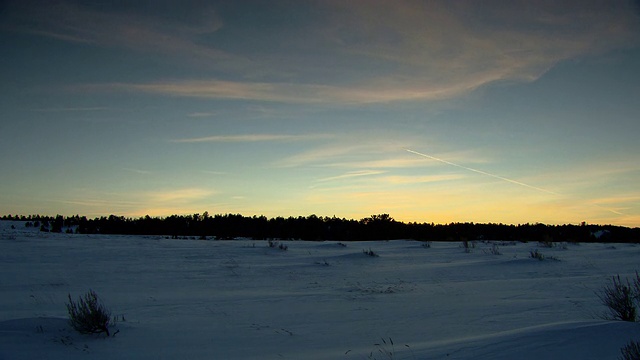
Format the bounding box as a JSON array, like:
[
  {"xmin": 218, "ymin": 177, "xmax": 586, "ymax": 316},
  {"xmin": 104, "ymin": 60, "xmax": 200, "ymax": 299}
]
[
  {"xmin": 275, "ymin": 138, "xmax": 493, "ymax": 170},
  {"xmin": 274, "ymin": 143, "xmax": 378, "ymax": 168},
  {"xmin": 592, "ymin": 194, "xmax": 640, "ymax": 207},
  {"xmin": 9, "ymin": 1, "xmax": 223, "ymax": 47},
  {"xmin": 311, "ymin": 171, "xmax": 462, "ymax": 190},
  {"xmin": 18, "ymin": 1, "xmax": 638, "ymax": 104},
  {"xmin": 82, "ymin": 1, "xmax": 635, "ymax": 105},
  {"xmin": 171, "ymin": 133, "xmax": 332, "ymax": 143},
  {"xmin": 201, "ymin": 170, "xmax": 228, "ymax": 175},
  {"xmin": 380, "ymin": 174, "xmax": 464, "ymax": 185},
  {"xmin": 31, "ymin": 107, "xmax": 109, "ymax": 112},
  {"xmin": 122, "ymin": 168, "xmax": 151, "ymax": 175},
  {"xmin": 89, "ymin": 75, "xmax": 509, "ymax": 104},
  {"xmin": 187, "ymin": 112, "xmax": 217, "ymax": 118},
  {"xmin": 3, "ymin": 1, "xmax": 245, "ymax": 69},
  {"xmin": 325, "ymin": 157, "xmax": 430, "ymax": 169},
  {"xmin": 53, "ymin": 188, "xmax": 218, "ymax": 217},
  {"xmin": 323, "ymin": 148, "xmax": 492, "ymax": 169},
  {"xmin": 316, "ymin": 170, "xmax": 385, "ymax": 183},
  {"xmin": 57, "ymin": 197, "xmax": 141, "ymax": 209},
  {"xmin": 147, "ymin": 188, "xmax": 215, "ymax": 203},
  {"xmin": 326, "ymin": 1, "xmax": 640, "ymax": 86}
]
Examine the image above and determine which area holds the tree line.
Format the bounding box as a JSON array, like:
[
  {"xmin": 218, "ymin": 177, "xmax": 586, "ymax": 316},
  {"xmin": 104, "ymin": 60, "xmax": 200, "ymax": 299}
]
[{"xmin": 2, "ymin": 213, "xmax": 638, "ymax": 243}]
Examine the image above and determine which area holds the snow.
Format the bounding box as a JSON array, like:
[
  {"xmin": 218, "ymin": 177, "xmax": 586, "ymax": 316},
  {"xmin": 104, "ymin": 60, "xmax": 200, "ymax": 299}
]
[{"xmin": 1, "ymin": 221, "xmax": 639, "ymax": 359}]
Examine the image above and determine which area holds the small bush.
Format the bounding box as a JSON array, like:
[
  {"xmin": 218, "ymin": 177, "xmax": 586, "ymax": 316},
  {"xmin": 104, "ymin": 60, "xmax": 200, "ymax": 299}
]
[
  {"xmin": 620, "ymin": 340, "xmax": 640, "ymax": 360},
  {"xmin": 529, "ymin": 249, "xmax": 559, "ymax": 261},
  {"xmin": 484, "ymin": 244, "xmax": 501, "ymax": 255},
  {"xmin": 461, "ymin": 240, "xmax": 474, "ymax": 253},
  {"xmin": 363, "ymin": 248, "xmax": 379, "ymax": 257},
  {"xmin": 539, "ymin": 240, "xmax": 554, "ymax": 248},
  {"xmin": 267, "ymin": 240, "xmax": 288, "ymax": 250},
  {"xmin": 530, "ymin": 249, "xmax": 545, "ymax": 260},
  {"xmin": 598, "ymin": 273, "xmax": 639, "ymax": 322},
  {"xmin": 66, "ymin": 290, "xmax": 112, "ymax": 336}
]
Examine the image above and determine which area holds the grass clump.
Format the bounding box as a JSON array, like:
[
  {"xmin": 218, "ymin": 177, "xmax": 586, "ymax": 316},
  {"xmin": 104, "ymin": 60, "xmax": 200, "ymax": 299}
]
[
  {"xmin": 267, "ymin": 240, "xmax": 288, "ymax": 251},
  {"xmin": 530, "ymin": 249, "xmax": 545, "ymax": 260},
  {"xmin": 363, "ymin": 248, "xmax": 379, "ymax": 257},
  {"xmin": 529, "ymin": 249, "xmax": 559, "ymax": 261},
  {"xmin": 483, "ymin": 244, "xmax": 501, "ymax": 255},
  {"xmin": 66, "ymin": 289, "xmax": 112, "ymax": 336},
  {"xmin": 598, "ymin": 272, "xmax": 640, "ymax": 322},
  {"xmin": 620, "ymin": 340, "xmax": 640, "ymax": 360},
  {"xmin": 461, "ymin": 240, "xmax": 475, "ymax": 253}
]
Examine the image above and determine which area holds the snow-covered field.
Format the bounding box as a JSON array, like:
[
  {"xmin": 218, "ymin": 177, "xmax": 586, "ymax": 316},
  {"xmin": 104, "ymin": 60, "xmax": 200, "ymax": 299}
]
[{"xmin": 1, "ymin": 221, "xmax": 639, "ymax": 359}]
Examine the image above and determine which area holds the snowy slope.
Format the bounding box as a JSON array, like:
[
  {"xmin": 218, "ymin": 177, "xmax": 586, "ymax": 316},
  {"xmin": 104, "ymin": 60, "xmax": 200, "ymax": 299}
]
[{"xmin": 1, "ymin": 221, "xmax": 639, "ymax": 359}]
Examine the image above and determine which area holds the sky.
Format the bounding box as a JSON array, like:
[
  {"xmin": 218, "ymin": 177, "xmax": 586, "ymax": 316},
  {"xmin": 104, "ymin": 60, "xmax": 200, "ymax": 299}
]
[{"xmin": 1, "ymin": 0, "xmax": 639, "ymax": 227}]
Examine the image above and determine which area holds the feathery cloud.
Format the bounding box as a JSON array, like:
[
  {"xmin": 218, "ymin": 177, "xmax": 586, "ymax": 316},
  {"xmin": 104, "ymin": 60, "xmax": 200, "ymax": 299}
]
[
  {"xmin": 17, "ymin": 1, "xmax": 638, "ymax": 103},
  {"xmin": 171, "ymin": 133, "xmax": 332, "ymax": 143},
  {"xmin": 316, "ymin": 170, "xmax": 385, "ymax": 183},
  {"xmin": 147, "ymin": 188, "xmax": 214, "ymax": 203}
]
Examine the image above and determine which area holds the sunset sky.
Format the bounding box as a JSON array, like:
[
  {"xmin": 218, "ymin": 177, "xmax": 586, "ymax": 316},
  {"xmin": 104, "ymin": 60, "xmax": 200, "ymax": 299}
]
[{"xmin": 1, "ymin": 1, "xmax": 639, "ymax": 227}]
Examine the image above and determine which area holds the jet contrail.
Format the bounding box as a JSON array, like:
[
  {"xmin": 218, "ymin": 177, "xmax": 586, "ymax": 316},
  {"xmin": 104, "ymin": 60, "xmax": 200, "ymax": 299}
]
[
  {"xmin": 590, "ymin": 203, "xmax": 625, "ymax": 216},
  {"xmin": 405, "ymin": 148, "xmax": 559, "ymax": 195},
  {"xmin": 405, "ymin": 148, "xmax": 626, "ymax": 217}
]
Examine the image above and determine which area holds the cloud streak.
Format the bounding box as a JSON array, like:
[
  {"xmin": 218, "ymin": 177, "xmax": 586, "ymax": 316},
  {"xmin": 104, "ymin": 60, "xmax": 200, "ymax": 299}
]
[
  {"xmin": 171, "ymin": 133, "xmax": 332, "ymax": 143},
  {"xmin": 31, "ymin": 107, "xmax": 109, "ymax": 112},
  {"xmin": 3, "ymin": 1, "xmax": 246, "ymax": 70},
  {"xmin": 316, "ymin": 170, "xmax": 385, "ymax": 183},
  {"xmin": 381, "ymin": 174, "xmax": 464, "ymax": 185},
  {"xmin": 122, "ymin": 168, "xmax": 151, "ymax": 175},
  {"xmin": 16, "ymin": 1, "xmax": 638, "ymax": 104},
  {"xmin": 93, "ymin": 76, "xmax": 507, "ymax": 104},
  {"xmin": 147, "ymin": 188, "xmax": 214, "ymax": 203}
]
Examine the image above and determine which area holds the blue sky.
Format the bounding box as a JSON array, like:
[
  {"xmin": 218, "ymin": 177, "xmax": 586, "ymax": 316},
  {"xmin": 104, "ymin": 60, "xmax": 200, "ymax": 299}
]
[{"xmin": 1, "ymin": 1, "xmax": 639, "ymax": 227}]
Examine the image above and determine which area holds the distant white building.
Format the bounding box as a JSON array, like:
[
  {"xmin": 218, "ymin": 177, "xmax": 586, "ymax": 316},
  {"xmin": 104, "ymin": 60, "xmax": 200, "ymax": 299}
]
[{"xmin": 591, "ymin": 230, "xmax": 611, "ymax": 240}]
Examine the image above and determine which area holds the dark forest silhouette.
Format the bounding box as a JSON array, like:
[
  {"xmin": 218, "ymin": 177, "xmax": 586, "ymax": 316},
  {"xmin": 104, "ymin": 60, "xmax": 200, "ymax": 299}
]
[{"xmin": 2, "ymin": 213, "xmax": 638, "ymax": 243}]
